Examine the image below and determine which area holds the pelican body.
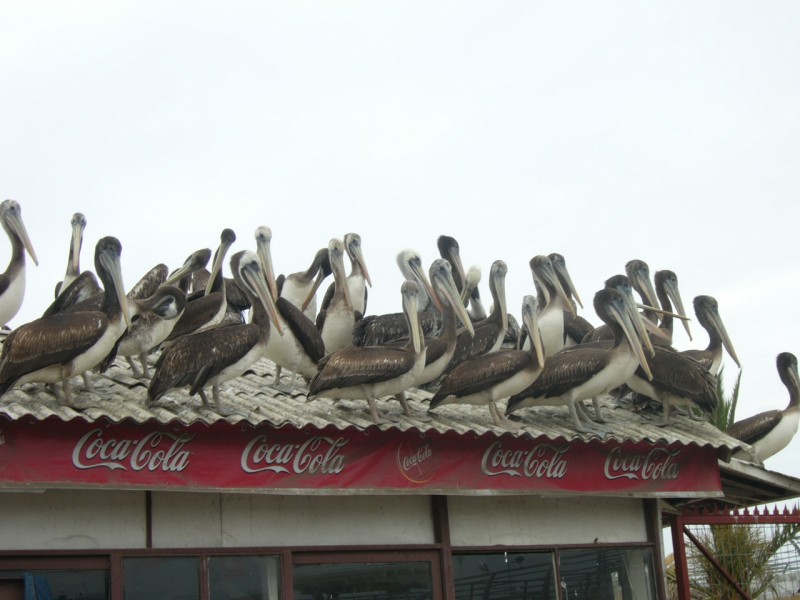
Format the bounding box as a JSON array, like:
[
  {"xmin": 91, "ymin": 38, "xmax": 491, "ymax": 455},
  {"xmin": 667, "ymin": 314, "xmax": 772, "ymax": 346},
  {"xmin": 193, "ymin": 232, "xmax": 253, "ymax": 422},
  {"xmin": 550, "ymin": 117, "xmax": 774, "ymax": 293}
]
[
  {"xmin": 0, "ymin": 237, "xmax": 129, "ymax": 405},
  {"xmin": 728, "ymin": 352, "xmax": 800, "ymax": 464},
  {"xmin": 148, "ymin": 251, "xmax": 282, "ymax": 412},
  {"xmin": 0, "ymin": 200, "xmax": 38, "ymax": 327},
  {"xmin": 431, "ymin": 295, "xmax": 545, "ymax": 428},
  {"xmin": 529, "ymin": 255, "xmax": 574, "ymax": 358},
  {"xmin": 507, "ymin": 288, "xmax": 652, "ymax": 432},
  {"xmin": 308, "ymin": 280, "xmax": 426, "ymax": 424}
]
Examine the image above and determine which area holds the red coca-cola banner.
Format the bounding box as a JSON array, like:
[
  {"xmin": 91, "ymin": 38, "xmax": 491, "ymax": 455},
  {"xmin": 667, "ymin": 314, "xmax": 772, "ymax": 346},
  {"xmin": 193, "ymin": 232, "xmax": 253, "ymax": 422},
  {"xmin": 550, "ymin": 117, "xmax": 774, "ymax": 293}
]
[{"xmin": 0, "ymin": 417, "xmax": 722, "ymax": 496}]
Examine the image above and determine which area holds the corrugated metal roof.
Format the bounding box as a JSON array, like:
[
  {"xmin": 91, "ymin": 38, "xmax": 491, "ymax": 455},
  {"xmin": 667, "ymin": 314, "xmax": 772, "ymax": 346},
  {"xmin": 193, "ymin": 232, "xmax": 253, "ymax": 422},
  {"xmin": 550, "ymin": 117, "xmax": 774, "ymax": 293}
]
[{"xmin": 0, "ymin": 355, "xmax": 748, "ymax": 454}]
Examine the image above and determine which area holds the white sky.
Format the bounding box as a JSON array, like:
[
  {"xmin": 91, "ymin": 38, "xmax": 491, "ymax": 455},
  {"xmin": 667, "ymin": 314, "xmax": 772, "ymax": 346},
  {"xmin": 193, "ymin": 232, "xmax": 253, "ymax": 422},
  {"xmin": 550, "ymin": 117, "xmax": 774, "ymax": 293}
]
[{"xmin": 2, "ymin": 3, "xmax": 800, "ymax": 477}]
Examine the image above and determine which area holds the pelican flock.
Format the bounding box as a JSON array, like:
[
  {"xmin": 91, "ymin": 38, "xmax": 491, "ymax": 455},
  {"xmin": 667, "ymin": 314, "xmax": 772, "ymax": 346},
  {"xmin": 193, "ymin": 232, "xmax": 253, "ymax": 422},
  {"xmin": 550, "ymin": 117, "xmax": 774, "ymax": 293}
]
[{"xmin": 0, "ymin": 199, "xmax": 795, "ymax": 464}]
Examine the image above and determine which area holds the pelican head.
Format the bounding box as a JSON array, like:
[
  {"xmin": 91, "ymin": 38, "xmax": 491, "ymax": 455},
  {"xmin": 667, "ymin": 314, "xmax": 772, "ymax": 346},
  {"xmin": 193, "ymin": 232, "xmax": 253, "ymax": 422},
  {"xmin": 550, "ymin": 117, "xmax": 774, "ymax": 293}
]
[
  {"xmin": 344, "ymin": 232, "xmax": 372, "ymax": 287},
  {"xmin": 1, "ymin": 199, "xmax": 38, "ymax": 265}
]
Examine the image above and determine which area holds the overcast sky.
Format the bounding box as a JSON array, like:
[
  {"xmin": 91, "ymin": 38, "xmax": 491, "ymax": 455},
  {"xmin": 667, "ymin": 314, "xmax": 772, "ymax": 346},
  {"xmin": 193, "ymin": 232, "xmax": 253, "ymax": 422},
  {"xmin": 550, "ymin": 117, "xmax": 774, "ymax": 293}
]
[{"xmin": 2, "ymin": 3, "xmax": 800, "ymax": 476}]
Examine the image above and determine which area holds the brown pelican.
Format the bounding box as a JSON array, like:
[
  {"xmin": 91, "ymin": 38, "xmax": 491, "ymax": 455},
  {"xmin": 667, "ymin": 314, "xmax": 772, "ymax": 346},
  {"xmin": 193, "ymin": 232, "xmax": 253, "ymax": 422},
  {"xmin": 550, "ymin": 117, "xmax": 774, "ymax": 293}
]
[
  {"xmin": 437, "ymin": 235, "xmax": 468, "ymax": 293},
  {"xmin": 118, "ymin": 284, "xmax": 187, "ymax": 378},
  {"xmin": 256, "ymin": 234, "xmax": 326, "ymax": 391},
  {"xmin": 728, "ymin": 352, "xmax": 800, "ymax": 464},
  {"xmin": 54, "ymin": 212, "xmax": 88, "ymax": 298},
  {"xmin": 652, "ymin": 270, "xmax": 692, "ymax": 344},
  {"xmin": 0, "ymin": 200, "xmax": 38, "ymax": 328},
  {"xmin": 681, "ymin": 295, "xmax": 740, "ymax": 375},
  {"xmin": 318, "ymin": 239, "xmax": 357, "ymax": 353},
  {"xmin": 625, "ymin": 345, "xmax": 718, "ymax": 427},
  {"xmin": 461, "ymin": 265, "xmax": 487, "ymax": 322},
  {"xmin": 308, "ymin": 280, "xmax": 426, "ymax": 424},
  {"xmin": 148, "ymin": 251, "xmax": 282, "ymax": 413},
  {"xmin": 506, "ymin": 288, "xmax": 653, "ymax": 432},
  {"xmin": 431, "ymin": 295, "xmax": 544, "ymax": 428},
  {"xmin": 279, "ymin": 247, "xmax": 331, "ymax": 320},
  {"xmin": 352, "ymin": 250, "xmax": 437, "ymax": 347},
  {"xmin": 317, "ymin": 233, "xmax": 371, "ymax": 321},
  {"xmin": 443, "ymin": 259, "xmax": 509, "ymax": 374},
  {"xmin": 529, "ymin": 255, "xmax": 574, "ymax": 357},
  {"xmin": 162, "ymin": 229, "xmax": 236, "ymax": 344},
  {"xmin": 0, "ymin": 237, "xmax": 130, "ymax": 405}
]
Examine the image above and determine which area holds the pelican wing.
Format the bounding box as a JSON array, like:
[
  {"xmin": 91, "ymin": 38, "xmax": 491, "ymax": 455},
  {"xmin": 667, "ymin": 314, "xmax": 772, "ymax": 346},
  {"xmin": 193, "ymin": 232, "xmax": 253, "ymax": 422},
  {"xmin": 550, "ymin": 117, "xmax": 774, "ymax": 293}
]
[
  {"xmin": 510, "ymin": 347, "xmax": 611, "ymax": 402},
  {"xmin": 166, "ymin": 292, "xmax": 223, "ymax": 340},
  {"xmin": 42, "ymin": 272, "xmax": 102, "ymax": 317},
  {"xmin": 127, "ymin": 264, "xmax": 168, "ymax": 300},
  {"xmin": 0, "ymin": 312, "xmax": 108, "ymax": 384},
  {"xmin": 434, "ymin": 351, "xmax": 533, "ymax": 400},
  {"xmin": 149, "ymin": 324, "xmax": 260, "ymax": 401},
  {"xmin": 680, "ymin": 348, "xmax": 714, "ymax": 371},
  {"xmin": 309, "ymin": 347, "xmax": 417, "ymax": 394},
  {"xmin": 445, "ymin": 322, "xmax": 502, "ymax": 372},
  {"xmin": 277, "ymin": 297, "xmax": 325, "ymax": 363},
  {"xmin": 726, "ymin": 411, "xmax": 783, "ymax": 445},
  {"xmin": 642, "ymin": 347, "xmax": 718, "ymax": 411}
]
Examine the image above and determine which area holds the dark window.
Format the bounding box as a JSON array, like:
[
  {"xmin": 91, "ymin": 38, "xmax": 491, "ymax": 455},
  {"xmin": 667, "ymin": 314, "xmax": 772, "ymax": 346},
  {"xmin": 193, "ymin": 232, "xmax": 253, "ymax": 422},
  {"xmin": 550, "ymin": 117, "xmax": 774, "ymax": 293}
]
[
  {"xmin": 452, "ymin": 552, "xmax": 557, "ymax": 600},
  {"xmin": 123, "ymin": 557, "xmax": 200, "ymax": 600},
  {"xmin": 208, "ymin": 555, "xmax": 281, "ymax": 600},
  {"xmin": 0, "ymin": 570, "xmax": 109, "ymax": 600},
  {"xmin": 559, "ymin": 547, "xmax": 656, "ymax": 600},
  {"xmin": 293, "ymin": 561, "xmax": 434, "ymax": 600}
]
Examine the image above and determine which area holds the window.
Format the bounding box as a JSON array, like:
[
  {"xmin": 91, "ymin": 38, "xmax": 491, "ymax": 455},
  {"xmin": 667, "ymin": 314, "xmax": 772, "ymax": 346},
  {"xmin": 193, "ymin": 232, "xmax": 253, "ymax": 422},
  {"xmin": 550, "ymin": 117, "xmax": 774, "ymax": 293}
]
[
  {"xmin": 0, "ymin": 569, "xmax": 109, "ymax": 600},
  {"xmin": 559, "ymin": 547, "xmax": 656, "ymax": 600},
  {"xmin": 453, "ymin": 552, "xmax": 557, "ymax": 600}
]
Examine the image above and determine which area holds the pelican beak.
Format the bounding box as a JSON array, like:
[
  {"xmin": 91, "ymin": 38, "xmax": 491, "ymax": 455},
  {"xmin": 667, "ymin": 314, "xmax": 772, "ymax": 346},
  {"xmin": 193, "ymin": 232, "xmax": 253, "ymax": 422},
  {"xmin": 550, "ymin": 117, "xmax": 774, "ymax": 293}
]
[
  {"xmin": 100, "ymin": 248, "xmax": 130, "ymax": 327},
  {"xmin": 402, "ymin": 282, "xmax": 423, "ymax": 355},
  {"xmin": 624, "ymin": 296, "xmax": 655, "ymax": 358},
  {"xmin": 205, "ymin": 242, "xmax": 230, "ymax": 296},
  {"xmin": 552, "ymin": 259, "xmax": 582, "ymax": 309},
  {"xmin": 241, "ymin": 258, "xmax": 284, "ymax": 336},
  {"xmin": 164, "ymin": 252, "xmax": 206, "ymax": 286},
  {"xmin": 352, "ymin": 243, "xmax": 372, "ymax": 288},
  {"xmin": 609, "ymin": 296, "xmax": 653, "ymax": 381},
  {"xmin": 522, "ymin": 296, "xmax": 544, "ymax": 367},
  {"xmin": 9, "ymin": 209, "xmax": 38, "ymax": 266},
  {"xmin": 663, "ymin": 277, "xmax": 692, "ymax": 341},
  {"xmin": 255, "ymin": 228, "xmax": 278, "ymax": 301},
  {"xmin": 69, "ymin": 216, "xmax": 84, "ymax": 274},
  {"xmin": 706, "ymin": 305, "xmax": 741, "ymax": 369},
  {"xmin": 542, "ymin": 261, "xmax": 575, "ymax": 317},
  {"xmin": 409, "ymin": 258, "xmax": 436, "ymax": 309},
  {"xmin": 632, "ymin": 270, "xmax": 659, "ymax": 312},
  {"xmin": 301, "ymin": 270, "xmax": 327, "ymax": 312},
  {"xmin": 330, "ymin": 241, "xmax": 353, "ymax": 311},
  {"xmin": 436, "ymin": 264, "xmax": 474, "ymax": 337}
]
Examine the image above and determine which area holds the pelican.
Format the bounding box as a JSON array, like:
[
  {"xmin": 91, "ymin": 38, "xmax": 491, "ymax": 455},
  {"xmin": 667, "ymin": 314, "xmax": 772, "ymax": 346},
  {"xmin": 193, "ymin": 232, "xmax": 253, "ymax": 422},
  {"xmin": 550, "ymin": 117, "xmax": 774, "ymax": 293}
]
[
  {"xmin": 54, "ymin": 212, "xmax": 88, "ymax": 298},
  {"xmin": 0, "ymin": 237, "xmax": 130, "ymax": 405},
  {"xmin": 625, "ymin": 345, "xmax": 718, "ymax": 427},
  {"xmin": 343, "ymin": 232, "xmax": 371, "ymax": 316},
  {"xmin": 118, "ymin": 284, "xmax": 187, "ymax": 378},
  {"xmin": 443, "ymin": 259, "xmax": 509, "ymax": 374},
  {"xmin": 165, "ymin": 248, "xmax": 212, "ymax": 295},
  {"xmin": 0, "ymin": 200, "xmax": 38, "ymax": 328},
  {"xmin": 461, "ymin": 265, "xmax": 487, "ymax": 322},
  {"xmin": 529, "ymin": 255, "xmax": 575, "ymax": 357},
  {"xmin": 352, "ymin": 250, "xmax": 437, "ymax": 347},
  {"xmin": 652, "ymin": 270, "xmax": 692, "ymax": 344},
  {"xmin": 436, "ymin": 235, "xmax": 468, "ymax": 294},
  {"xmin": 162, "ymin": 229, "xmax": 236, "ymax": 344},
  {"xmin": 438, "ymin": 235, "xmax": 487, "ymax": 322},
  {"xmin": 728, "ymin": 352, "xmax": 800, "ymax": 464},
  {"xmin": 148, "ymin": 251, "xmax": 282, "ymax": 413},
  {"xmin": 431, "ymin": 295, "xmax": 545, "ymax": 428},
  {"xmin": 308, "ymin": 280, "xmax": 426, "ymax": 424},
  {"xmin": 279, "ymin": 247, "xmax": 331, "ymax": 320},
  {"xmin": 257, "ymin": 234, "xmax": 326, "ymax": 391},
  {"xmin": 681, "ymin": 295, "xmax": 740, "ymax": 375},
  {"xmin": 318, "ymin": 239, "xmax": 358, "ymax": 353},
  {"xmin": 506, "ymin": 288, "xmax": 653, "ymax": 432}
]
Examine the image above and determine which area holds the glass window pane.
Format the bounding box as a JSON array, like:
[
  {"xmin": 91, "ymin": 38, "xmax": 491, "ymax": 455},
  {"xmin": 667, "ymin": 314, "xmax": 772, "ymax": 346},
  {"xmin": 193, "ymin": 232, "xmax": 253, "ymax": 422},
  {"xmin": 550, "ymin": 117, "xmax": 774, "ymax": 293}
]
[
  {"xmin": 559, "ymin": 547, "xmax": 656, "ymax": 600},
  {"xmin": 452, "ymin": 552, "xmax": 557, "ymax": 600},
  {"xmin": 293, "ymin": 561, "xmax": 432, "ymax": 600},
  {"xmin": 209, "ymin": 555, "xmax": 281, "ymax": 600},
  {"xmin": 0, "ymin": 570, "xmax": 109, "ymax": 600},
  {"xmin": 123, "ymin": 557, "xmax": 200, "ymax": 600}
]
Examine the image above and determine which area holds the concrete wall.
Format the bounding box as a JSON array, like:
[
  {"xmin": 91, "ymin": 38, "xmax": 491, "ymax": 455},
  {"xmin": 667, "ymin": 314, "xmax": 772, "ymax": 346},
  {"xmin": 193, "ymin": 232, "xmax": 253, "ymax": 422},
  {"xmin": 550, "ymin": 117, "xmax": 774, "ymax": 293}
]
[
  {"xmin": 447, "ymin": 495, "xmax": 648, "ymax": 546},
  {"xmin": 0, "ymin": 490, "xmax": 648, "ymax": 551}
]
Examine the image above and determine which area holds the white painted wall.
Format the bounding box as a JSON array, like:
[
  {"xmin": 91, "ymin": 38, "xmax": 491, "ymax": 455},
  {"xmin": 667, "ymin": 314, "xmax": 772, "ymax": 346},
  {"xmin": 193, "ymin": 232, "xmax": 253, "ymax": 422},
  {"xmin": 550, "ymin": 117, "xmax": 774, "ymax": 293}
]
[
  {"xmin": 447, "ymin": 496, "xmax": 648, "ymax": 546},
  {"xmin": 0, "ymin": 489, "xmax": 146, "ymax": 550}
]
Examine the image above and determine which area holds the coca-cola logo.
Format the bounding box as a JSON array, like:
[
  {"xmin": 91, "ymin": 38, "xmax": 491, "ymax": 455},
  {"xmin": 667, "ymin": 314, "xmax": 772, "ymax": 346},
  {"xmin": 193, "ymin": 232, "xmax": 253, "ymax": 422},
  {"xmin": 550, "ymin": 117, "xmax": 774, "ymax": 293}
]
[
  {"xmin": 241, "ymin": 435, "xmax": 347, "ymax": 475},
  {"xmin": 604, "ymin": 447, "xmax": 681, "ymax": 481},
  {"xmin": 481, "ymin": 441, "xmax": 569, "ymax": 479},
  {"xmin": 72, "ymin": 429, "xmax": 192, "ymax": 472},
  {"xmin": 396, "ymin": 441, "xmax": 437, "ymax": 483}
]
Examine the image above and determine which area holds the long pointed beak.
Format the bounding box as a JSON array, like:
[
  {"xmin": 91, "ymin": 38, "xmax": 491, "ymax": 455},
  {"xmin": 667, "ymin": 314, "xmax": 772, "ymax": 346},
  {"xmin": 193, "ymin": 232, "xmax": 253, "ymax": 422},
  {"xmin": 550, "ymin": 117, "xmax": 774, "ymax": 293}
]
[
  {"xmin": 301, "ymin": 270, "xmax": 327, "ymax": 312},
  {"xmin": 242, "ymin": 261, "xmax": 284, "ymax": 336},
  {"xmin": 205, "ymin": 242, "xmax": 231, "ymax": 296},
  {"xmin": 437, "ymin": 268, "xmax": 475, "ymax": 337},
  {"xmin": 403, "ymin": 285, "xmax": 423, "ymax": 355},
  {"xmin": 10, "ymin": 212, "xmax": 38, "ymax": 266},
  {"xmin": 353, "ymin": 245, "xmax": 372, "ymax": 288},
  {"xmin": 664, "ymin": 279, "xmax": 692, "ymax": 341},
  {"xmin": 610, "ymin": 299, "xmax": 652, "ymax": 381},
  {"xmin": 625, "ymin": 297, "xmax": 655, "ymax": 357},
  {"xmin": 553, "ymin": 261, "xmax": 582, "ymax": 309},
  {"xmin": 256, "ymin": 238, "xmax": 278, "ymax": 302},
  {"xmin": 409, "ymin": 259, "xmax": 436, "ymax": 308},
  {"xmin": 100, "ymin": 250, "xmax": 130, "ymax": 327},
  {"xmin": 707, "ymin": 307, "xmax": 741, "ymax": 369},
  {"xmin": 547, "ymin": 263, "xmax": 575, "ymax": 317},
  {"xmin": 446, "ymin": 247, "xmax": 467, "ymax": 294},
  {"xmin": 637, "ymin": 303, "xmax": 691, "ymax": 321},
  {"xmin": 69, "ymin": 220, "xmax": 84, "ymax": 273}
]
